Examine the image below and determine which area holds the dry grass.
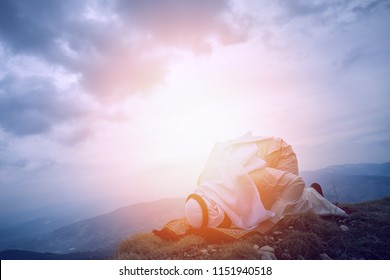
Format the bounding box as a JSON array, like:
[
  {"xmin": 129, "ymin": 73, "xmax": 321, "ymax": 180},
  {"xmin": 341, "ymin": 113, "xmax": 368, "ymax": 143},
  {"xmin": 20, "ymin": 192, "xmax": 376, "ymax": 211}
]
[
  {"xmin": 116, "ymin": 233, "xmax": 206, "ymax": 260},
  {"xmin": 335, "ymin": 197, "xmax": 390, "ymax": 259}
]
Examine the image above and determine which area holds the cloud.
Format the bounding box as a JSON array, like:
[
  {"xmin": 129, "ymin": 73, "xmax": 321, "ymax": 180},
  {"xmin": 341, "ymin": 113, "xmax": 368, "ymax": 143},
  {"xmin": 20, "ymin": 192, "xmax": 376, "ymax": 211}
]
[
  {"xmin": 277, "ymin": 0, "xmax": 326, "ymax": 19},
  {"xmin": 0, "ymin": 0, "xmax": 252, "ymax": 136},
  {"xmin": 115, "ymin": 0, "xmax": 247, "ymax": 48},
  {"xmin": 337, "ymin": 46, "xmax": 373, "ymax": 69},
  {"xmin": 0, "ymin": 0, "xmax": 67, "ymax": 54},
  {"xmin": 349, "ymin": 0, "xmax": 390, "ymax": 18},
  {"xmin": 275, "ymin": 0, "xmax": 390, "ymax": 25},
  {"xmin": 0, "ymin": 74, "xmax": 89, "ymax": 136},
  {"xmin": 0, "ymin": 0, "xmax": 248, "ymax": 101}
]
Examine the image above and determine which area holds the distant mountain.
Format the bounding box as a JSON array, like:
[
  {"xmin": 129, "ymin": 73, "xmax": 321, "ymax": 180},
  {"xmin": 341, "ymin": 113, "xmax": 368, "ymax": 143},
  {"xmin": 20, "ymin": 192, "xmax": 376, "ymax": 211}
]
[
  {"xmin": 0, "ymin": 249, "xmax": 114, "ymax": 260},
  {"xmin": 316, "ymin": 162, "xmax": 390, "ymax": 177},
  {"xmin": 0, "ymin": 216, "xmax": 76, "ymax": 250},
  {"xmin": 301, "ymin": 162, "xmax": 390, "ymax": 203},
  {"xmin": 0, "ymin": 195, "xmax": 132, "ymax": 230},
  {"xmin": 0, "ymin": 195, "xmax": 134, "ymax": 252},
  {"xmin": 10, "ymin": 198, "xmax": 185, "ymax": 254}
]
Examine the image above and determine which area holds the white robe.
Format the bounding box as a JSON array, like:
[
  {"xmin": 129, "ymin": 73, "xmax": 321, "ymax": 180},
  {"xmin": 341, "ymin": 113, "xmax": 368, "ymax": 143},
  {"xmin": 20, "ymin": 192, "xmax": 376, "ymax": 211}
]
[{"xmin": 194, "ymin": 132, "xmax": 346, "ymax": 230}]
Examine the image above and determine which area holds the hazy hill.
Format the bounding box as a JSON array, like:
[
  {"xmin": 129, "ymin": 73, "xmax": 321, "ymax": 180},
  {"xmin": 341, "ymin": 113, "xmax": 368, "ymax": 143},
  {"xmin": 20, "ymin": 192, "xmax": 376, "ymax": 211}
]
[
  {"xmin": 301, "ymin": 162, "xmax": 390, "ymax": 203},
  {"xmin": 10, "ymin": 198, "xmax": 185, "ymax": 254},
  {"xmin": 317, "ymin": 162, "xmax": 390, "ymax": 177},
  {"xmin": 0, "ymin": 195, "xmax": 131, "ymax": 230},
  {"xmin": 0, "ymin": 195, "xmax": 137, "ymax": 252},
  {"xmin": 0, "ymin": 216, "xmax": 75, "ymax": 250},
  {"xmin": 0, "ymin": 249, "xmax": 114, "ymax": 260}
]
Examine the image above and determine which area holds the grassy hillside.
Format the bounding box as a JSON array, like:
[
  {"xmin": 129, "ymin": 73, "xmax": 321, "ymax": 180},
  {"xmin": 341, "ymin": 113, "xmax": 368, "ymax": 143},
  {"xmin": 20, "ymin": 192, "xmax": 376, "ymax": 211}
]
[{"xmin": 115, "ymin": 197, "xmax": 390, "ymax": 260}]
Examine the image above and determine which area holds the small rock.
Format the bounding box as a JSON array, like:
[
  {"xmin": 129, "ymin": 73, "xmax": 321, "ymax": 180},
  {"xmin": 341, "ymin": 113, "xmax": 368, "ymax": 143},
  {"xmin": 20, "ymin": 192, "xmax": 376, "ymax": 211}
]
[
  {"xmin": 200, "ymin": 249, "xmax": 208, "ymax": 254},
  {"xmin": 340, "ymin": 225, "xmax": 349, "ymax": 232},
  {"xmin": 283, "ymin": 249, "xmax": 289, "ymax": 253},
  {"xmin": 257, "ymin": 245, "xmax": 277, "ymax": 260},
  {"xmin": 319, "ymin": 253, "xmax": 332, "ymax": 260},
  {"xmin": 260, "ymin": 252, "xmax": 277, "ymax": 260},
  {"xmin": 273, "ymin": 231, "xmax": 283, "ymax": 235},
  {"xmin": 259, "ymin": 245, "xmax": 275, "ymax": 253},
  {"xmin": 288, "ymin": 226, "xmax": 294, "ymax": 229},
  {"xmin": 253, "ymin": 244, "xmax": 260, "ymax": 250}
]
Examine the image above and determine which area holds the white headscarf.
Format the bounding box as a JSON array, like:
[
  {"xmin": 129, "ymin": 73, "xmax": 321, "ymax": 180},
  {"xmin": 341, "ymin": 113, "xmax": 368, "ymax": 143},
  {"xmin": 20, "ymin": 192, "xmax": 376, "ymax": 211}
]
[{"xmin": 184, "ymin": 195, "xmax": 225, "ymax": 228}]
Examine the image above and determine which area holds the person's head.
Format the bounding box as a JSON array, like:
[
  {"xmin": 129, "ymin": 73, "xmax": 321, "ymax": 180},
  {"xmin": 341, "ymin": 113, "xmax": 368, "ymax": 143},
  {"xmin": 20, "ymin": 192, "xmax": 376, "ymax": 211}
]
[
  {"xmin": 184, "ymin": 194, "xmax": 227, "ymax": 228},
  {"xmin": 184, "ymin": 198, "xmax": 208, "ymax": 228}
]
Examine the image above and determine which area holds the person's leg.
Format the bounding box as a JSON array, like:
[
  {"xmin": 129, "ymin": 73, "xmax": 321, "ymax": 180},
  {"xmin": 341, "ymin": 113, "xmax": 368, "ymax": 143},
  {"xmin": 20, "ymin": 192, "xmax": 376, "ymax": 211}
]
[
  {"xmin": 268, "ymin": 173, "xmax": 305, "ymax": 224},
  {"xmin": 250, "ymin": 167, "xmax": 305, "ymax": 220},
  {"xmin": 310, "ymin": 183, "xmax": 324, "ymax": 197},
  {"xmin": 253, "ymin": 170, "xmax": 306, "ymax": 232},
  {"xmin": 252, "ymin": 138, "xmax": 308, "ymax": 228},
  {"xmin": 291, "ymin": 188, "xmax": 347, "ymax": 217}
]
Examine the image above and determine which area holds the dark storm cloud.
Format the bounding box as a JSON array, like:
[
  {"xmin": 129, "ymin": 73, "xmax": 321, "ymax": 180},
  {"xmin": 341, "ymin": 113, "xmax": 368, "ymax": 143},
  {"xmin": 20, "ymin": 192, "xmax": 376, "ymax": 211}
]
[
  {"xmin": 0, "ymin": 0, "xmax": 247, "ymax": 99},
  {"xmin": 0, "ymin": 0, "xmax": 81, "ymax": 67},
  {"xmin": 350, "ymin": 0, "xmax": 390, "ymax": 17},
  {"xmin": 338, "ymin": 46, "xmax": 373, "ymax": 69},
  {"xmin": 277, "ymin": 0, "xmax": 326, "ymax": 19},
  {"xmin": 115, "ymin": 0, "xmax": 247, "ymax": 49},
  {"xmin": 0, "ymin": 0, "xmax": 66, "ymax": 53},
  {"xmin": 0, "ymin": 75, "xmax": 87, "ymax": 136},
  {"xmin": 276, "ymin": 0, "xmax": 390, "ymax": 24},
  {"xmin": 0, "ymin": 0, "xmax": 245, "ymax": 55},
  {"xmin": 0, "ymin": 0, "xmax": 249, "ymax": 135}
]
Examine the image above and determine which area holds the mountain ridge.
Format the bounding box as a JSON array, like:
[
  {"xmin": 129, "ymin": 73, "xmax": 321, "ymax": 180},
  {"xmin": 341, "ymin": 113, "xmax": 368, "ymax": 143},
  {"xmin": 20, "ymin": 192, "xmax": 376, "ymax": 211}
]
[
  {"xmin": 314, "ymin": 162, "xmax": 390, "ymax": 176},
  {"xmin": 8, "ymin": 197, "xmax": 185, "ymax": 254},
  {"xmin": 301, "ymin": 162, "xmax": 390, "ymax": 203}
]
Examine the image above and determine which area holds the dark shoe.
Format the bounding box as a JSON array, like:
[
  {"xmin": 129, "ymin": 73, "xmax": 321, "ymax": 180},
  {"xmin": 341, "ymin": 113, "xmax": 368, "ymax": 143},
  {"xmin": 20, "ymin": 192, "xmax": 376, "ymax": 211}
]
[{"xmin": 310, "ymin": 183, "xmax": 324, "ymax": 197}]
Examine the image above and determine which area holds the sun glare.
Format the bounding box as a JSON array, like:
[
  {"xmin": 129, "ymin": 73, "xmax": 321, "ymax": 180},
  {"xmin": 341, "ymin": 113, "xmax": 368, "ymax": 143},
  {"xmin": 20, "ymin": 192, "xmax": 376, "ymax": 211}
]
[{"xmin": 93, "ymin": 47, "xmax": 312, "ymax": 200}]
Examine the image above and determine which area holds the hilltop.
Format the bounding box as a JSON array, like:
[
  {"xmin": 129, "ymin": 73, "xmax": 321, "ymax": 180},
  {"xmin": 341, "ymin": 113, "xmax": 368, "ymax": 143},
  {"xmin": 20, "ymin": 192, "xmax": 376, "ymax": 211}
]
[{"xmin": 115, "ymin": 197, "xmax": 390, "ymax": 260}]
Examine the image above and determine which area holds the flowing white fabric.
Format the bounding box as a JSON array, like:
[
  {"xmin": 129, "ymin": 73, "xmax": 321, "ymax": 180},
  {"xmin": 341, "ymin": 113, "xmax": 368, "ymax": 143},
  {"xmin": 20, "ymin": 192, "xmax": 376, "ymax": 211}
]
[
  {"xmin": 296, "ymin": 188, "xmax": 347, "ymax": 217},
  {"xmin": 190, "ymin": 132, "xmax": 347, "ymax": 230},
  {"xmin": 195, "ymin": 134, "xmax": 274, "ymax": 230}
]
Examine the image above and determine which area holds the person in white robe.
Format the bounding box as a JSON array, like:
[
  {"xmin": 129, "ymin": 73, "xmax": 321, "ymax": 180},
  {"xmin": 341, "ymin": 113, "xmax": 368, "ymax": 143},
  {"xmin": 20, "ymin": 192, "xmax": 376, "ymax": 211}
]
[{"xmin": 185, "ymin": 132, "xmax": 346, "ymax": 232}]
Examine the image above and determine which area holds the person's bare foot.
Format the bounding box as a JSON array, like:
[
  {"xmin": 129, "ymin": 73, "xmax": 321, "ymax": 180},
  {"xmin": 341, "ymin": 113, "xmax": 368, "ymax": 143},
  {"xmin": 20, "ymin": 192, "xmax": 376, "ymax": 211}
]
[{"xmin": 310, "ymin": 183, "xmax": 324, "ymax": 197}]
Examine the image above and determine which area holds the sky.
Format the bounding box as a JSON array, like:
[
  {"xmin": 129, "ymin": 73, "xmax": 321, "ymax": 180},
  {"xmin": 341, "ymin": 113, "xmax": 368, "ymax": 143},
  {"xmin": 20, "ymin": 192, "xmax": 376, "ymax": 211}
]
[{"xmin": 0, "ymin": 0, "xmax": 389, "ymax": 215}]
